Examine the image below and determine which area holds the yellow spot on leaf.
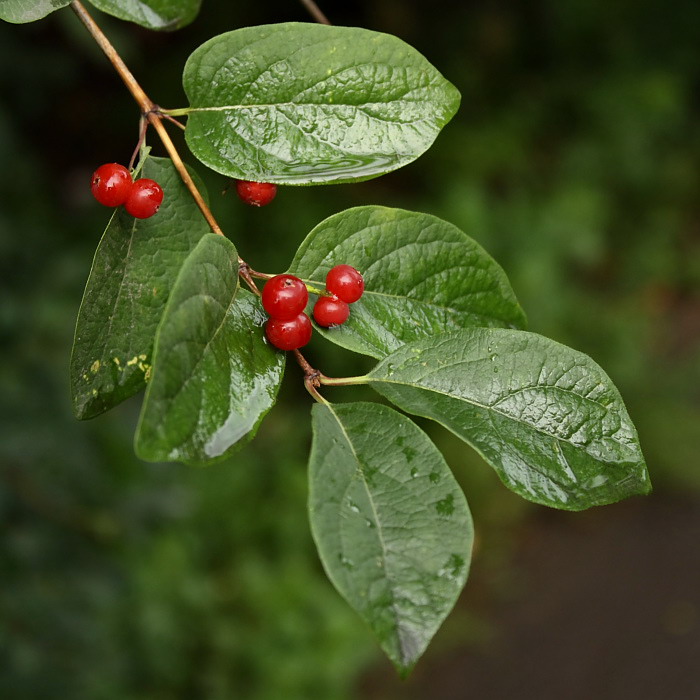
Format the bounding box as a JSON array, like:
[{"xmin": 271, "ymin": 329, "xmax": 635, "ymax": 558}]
[
  {"xmin": 90, "ymin": 360, "xmax": 100, "ymax": 373},
  {"xmin": 137, "ymin": 361, "xmax": 151, "ymax": 375}
]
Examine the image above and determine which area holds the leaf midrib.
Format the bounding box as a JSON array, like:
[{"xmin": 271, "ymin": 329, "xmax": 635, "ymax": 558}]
[
  {"xmin": 146, "ymin": 284, "xmax": 239, "ymax": 444},
  {"xmin": 327, "ymin": 404, "xmax": 408, "ymax": 660},
  {"xmin": 185, "ymin": 100, "xmax": 441, "ymax": 114},
  {"xmin": 370, "ymin": 371, "xmax": 630, "ymax": 454}
]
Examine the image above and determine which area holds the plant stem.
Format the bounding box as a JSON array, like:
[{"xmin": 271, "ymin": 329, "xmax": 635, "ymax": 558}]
[
  {"xmin": 128, "ymin": 116, "xmax": 148, "ymax": 171},
  {"xmin": 237, "ymin": 260, "xmax": 260, "ymax": 296},
  {"xmin": 248, "ymin": 269, "xmax": 275, "ymax": 281},
  {"xmin": 160, "ymin": 113, "xmax": 186, "ymax": 131},
  {"xmin": 304, "ymin": 376, "xmax": 331, "ymax": 405},
  {"xmin": 299, "ymin": 0, "xmax": 331, "ymax": 25},
  {"xmin": 161, "ymin": 107, "xmax": 191, "ymax": 117},
  {"xmin": 319, "ymin": 374, "xmax": 370, "ymax": 387},
  {"xmin": 70, "ymin": 0, "xmax": 152, "ymax": 112},
  {"xmin": 293, "ymin": 349, "xmax": 319, "ymax": 379},
  {"xmin": 293, "ymin": 349, "xmax": 370, "ymax": 390},
  {"xmin": 147, "ymin": 114, "xmax": 224, "ymax": 235}
]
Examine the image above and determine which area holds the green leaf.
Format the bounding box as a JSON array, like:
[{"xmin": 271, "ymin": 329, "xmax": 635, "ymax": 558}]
[
  {"xmin": 368, "ymin": 329, "xmax": 650, "ymax": 510},
  {"xmin": 309, "ymin": 401, "xmax": 473, "ymax": 673},
  {"xmin": 288, "ymin": 206, "xmax": 526, "ymax": 358},
  {"xmin": 86, "ymin": 0, "xmax": 201, "ymax": 31},
  {"xmin": 135, "ymin": 235, "xmax": 284, "ymax": 464},
  {"xmin": 70, "ymin": 156, "xmax": 211, "ymax": 420},
  {"xmin": 0, "ymin": 0, "xmax": 70, "ymax": 23},
  {"xmin": 182, "ymin": 23, "xmax": 460, "ymax": 184}
]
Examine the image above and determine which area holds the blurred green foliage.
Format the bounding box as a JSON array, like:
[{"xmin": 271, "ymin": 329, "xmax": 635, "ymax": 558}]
[{"xmin": 1, "ymin": 1, "xmax": 699, "ymax": 698}]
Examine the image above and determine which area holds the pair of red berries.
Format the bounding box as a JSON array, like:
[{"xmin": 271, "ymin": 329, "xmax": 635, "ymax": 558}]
[
  {"xmin": 91, "ymin": 163, "xmax": 164, "ymax": 219},
  {"xmin": 312, "ymin": 264, "xmax": 364, "ymax": 327},
  {"xmin": 262, "ymin": 265, "xmax": 365, "ymax": 351}
]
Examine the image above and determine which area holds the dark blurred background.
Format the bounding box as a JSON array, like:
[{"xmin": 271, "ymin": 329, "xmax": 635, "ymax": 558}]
[{"xmin": 1, "ymin": 1, "xmax": 699, "ymax": 698}]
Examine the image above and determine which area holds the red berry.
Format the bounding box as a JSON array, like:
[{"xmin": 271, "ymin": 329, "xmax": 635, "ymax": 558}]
[
  {"xmin": 326, "ymin": 264, "xmax": 364, "ymax": 303},
  {"xmin": 262, "ymin": 274, "xmax": 308, "ymax": 320},
  {"xmin": 265, "ymin": 313, "xmax": 312, "ymax": 351},
  {"xmin": 91, "ymin": 163, "xmax": 132, "ymax": 207},
  {"xmin": 313, "ymin": 295, "xmax": 350, "ymax": 327},
  {"xmin": 236, "ymin": 180, "xmax": 277, "ymax": 207},
  {"xmin": 124, "ymin": 178, "xmax": 164, "ymax": 219}
]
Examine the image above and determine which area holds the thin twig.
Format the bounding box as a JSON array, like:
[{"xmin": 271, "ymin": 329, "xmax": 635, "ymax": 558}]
[
  {"xmin": 247, "ymin": 268, "xmax": 275, "ymax": 281},
  {"xmin": 128, "ymin": 116, "xmax": 148, "ymax": 171},
  {"xmin": 237, "ymin": 259, "xmax": 261, "ymax": 295},
  {"xmin": 147, "ymin": 114, "xmax": 224, "ymax": 235},
  {"xmin": 299, "ymin": 0, "xmax": 331, "ymax": 24},
  {"xmin": 159, "ymin": 112, "xmax": 186, "ymax": 131},
  {"xmin": 293, "ymin": 349, "xmax": 320, "ymax": 383},
  {"xmin": 304, "ymin": 376, "xmax": 331, "ymax": 405}
]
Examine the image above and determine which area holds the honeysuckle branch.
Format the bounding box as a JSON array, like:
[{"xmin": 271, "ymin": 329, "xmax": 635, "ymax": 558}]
[
  {"xmin": 69, "ymin": 0, "xmax": 264, "ymax": 295},
  {"xmin": 71, "ymin": 0, "xmax": 344, "ymax": 388}
]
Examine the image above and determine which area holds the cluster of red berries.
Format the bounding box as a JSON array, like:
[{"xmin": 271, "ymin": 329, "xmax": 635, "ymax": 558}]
[
  {"xmin": 235, "ymin": 180, "xmax": 277, "ymax": 207},
  {"xmin": 91, "ymin": 163, "xmax": 164, "ymax": 219},
  {"xmin": 262, "ymin": 265, "xmax": 365, "ymax": 351}
]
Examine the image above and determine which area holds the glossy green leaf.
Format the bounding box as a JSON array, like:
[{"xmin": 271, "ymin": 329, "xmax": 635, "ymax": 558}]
[
  {"xmin": 135, "ymin": 235, "xmax": 284, "ymax": 464},
  {"xmin": 0, "ymin": 0, "xmax": 70, "ymax": 23},
  {"xmin": 70, "ymin": 156, "xmax": 211, "ymax": 420},
  {"xmin": 309, "ymin": 401, "xmax": 473, "ymax": 673},
  {"xmin": 368, "ymin": 329, "xmax": 650, "ymax": 510},
  {"xmin": 86, "ymin": 0, "xmax": 201, "ymax": 31},
  {"xmin": 288, "ymin": 206, "xmax": 526, "ymax": 358},
  {"xmin": 182, "ymin": 23, "xmax": 460, "ymax": 184}
]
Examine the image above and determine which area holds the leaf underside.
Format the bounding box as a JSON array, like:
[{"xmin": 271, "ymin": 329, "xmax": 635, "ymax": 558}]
[
  {"xmin": 369, "ymin": 328, "xmax": 651, "ymax": 510},
  {"xmin": 70, "ymin": 156, "xmax": 211, "ymax": 420},
  {"xmin": 289, "ymin": 206, "xmax": 527, "ymax": 358},
  {"xmin": 135, "ymin": 235, "xmax": 285, "ymax": 464},
  {"xmin": 0, "ymin": 0, "xmax": 70, "ymax": 23},
  {"xmin": 86, "ymin": 0, "xmax": 201, "ymax": 31},
  {"xmin": 309, "ymin": 401, "xmax": 473, "ymax": 672},
  {"xmin": 183, "ymin": 23, "xmax": 461, "ymax": 184}
]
